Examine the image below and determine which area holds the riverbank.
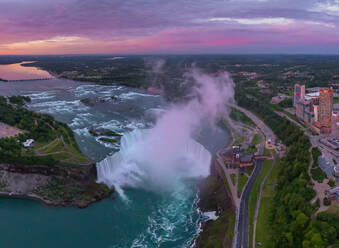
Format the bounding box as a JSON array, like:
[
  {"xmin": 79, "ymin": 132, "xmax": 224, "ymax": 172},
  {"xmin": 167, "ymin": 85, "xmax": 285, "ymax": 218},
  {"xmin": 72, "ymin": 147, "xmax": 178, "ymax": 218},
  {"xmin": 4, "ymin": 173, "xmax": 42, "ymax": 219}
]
[
  {"xmin": 0, "ymin": 163, "xmax": 114, "ymax": 208},
  {"xmin": 194, "ymin": 158, "xmax": 235, "ymax": 248}
]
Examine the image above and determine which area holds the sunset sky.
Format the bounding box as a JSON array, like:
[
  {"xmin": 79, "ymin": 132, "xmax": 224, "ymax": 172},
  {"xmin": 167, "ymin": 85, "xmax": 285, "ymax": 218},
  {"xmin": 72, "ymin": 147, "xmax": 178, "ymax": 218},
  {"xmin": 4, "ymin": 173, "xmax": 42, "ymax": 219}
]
[{"xmin": 1, "ymin": 0, "xmax": 339, "ymax": 55}]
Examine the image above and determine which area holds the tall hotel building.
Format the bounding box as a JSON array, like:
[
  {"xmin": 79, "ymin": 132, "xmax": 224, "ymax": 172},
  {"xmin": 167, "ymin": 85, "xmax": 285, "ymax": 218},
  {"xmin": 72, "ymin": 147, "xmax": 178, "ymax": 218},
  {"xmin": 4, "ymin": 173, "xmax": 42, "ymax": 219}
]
[
  {"xmin": 318, "ymin": 88, "xmax": 333, "ymax": 133},
  {"xmin": 293, "ymin": 84, "xmax": 305, "ymax": 107},
  {"xmin": 294, "ymin": 84, "xmax": 333, "ymax": 134}
]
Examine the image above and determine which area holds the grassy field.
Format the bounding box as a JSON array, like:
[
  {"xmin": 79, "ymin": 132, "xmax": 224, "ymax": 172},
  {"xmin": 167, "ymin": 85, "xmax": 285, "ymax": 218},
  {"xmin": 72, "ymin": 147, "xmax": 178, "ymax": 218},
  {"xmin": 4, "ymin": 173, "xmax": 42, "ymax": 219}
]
[
  {"xmin": 64, "ymin": 143, "xmax": 89, "ymax": 164},
  {"xmin": 51, "ymin": 152, "xmax": 72, "ymax": 161},
  {"xmin": 38, "ymin": 139, "xmax": 63, "ymax": 154},
  {"xmin": 334, "ymin": 97, "xmax": 339, "ymax": 104},
  {"xmin": 237, "ymin": 174, "xmax": 248, "ymax": 197},
  {"xmin": 233, "ymin": 132, "xmax": 245, "ymax": 146},
  {"xmin": 219, "ymin": 163, "xmax": 232, "ymax": 196},
  {"xmin": 255, "ymin": 160, "xmax": 281, "ymax": 247},
  {"xmin": 251, "ymin": 133, "xmax": 261, "ymax": 146},
  {"xmin": 35, "ymin": 134, "xmax": 89, "ymax": 165},
  {"xmin": 325, "ymin": 205, "xmax": 339, "ymax": 216},
  {"xmin": 248, "ymin": 159, "xmax": 274, "ymax": 248},
  {"xmin": 230, "ymin": 173, "xmax": 236, "ymax": 185}
]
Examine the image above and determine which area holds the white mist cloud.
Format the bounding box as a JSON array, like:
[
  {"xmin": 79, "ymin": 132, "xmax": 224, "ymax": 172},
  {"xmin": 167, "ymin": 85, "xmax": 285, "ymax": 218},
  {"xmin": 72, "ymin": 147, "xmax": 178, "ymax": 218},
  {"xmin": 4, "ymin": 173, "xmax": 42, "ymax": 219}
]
[{"xmin": 97, "ymin": 68, "xmax": 235, "ymax": 193}]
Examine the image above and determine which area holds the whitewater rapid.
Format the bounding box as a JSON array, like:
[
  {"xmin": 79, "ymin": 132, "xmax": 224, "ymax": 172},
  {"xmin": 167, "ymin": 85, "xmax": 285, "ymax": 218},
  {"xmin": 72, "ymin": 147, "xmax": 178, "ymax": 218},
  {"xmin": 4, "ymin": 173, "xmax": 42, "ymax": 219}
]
[{"xmin": 96, "ymin": 129, "xmax": 212, "ymax": 193}]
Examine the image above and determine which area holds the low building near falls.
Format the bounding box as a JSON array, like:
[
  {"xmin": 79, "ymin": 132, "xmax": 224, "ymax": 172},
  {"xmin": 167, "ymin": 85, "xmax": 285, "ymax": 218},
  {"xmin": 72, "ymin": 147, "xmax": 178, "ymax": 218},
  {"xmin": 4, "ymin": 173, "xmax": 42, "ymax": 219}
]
[{"xmin": 222, "ymin": 145, "xmax": 254, "ymax": 168}]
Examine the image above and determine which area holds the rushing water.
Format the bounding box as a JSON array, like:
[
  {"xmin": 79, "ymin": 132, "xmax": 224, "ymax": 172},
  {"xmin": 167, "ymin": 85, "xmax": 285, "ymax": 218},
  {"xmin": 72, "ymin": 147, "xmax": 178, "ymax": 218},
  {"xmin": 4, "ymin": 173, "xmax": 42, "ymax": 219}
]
[{"xmin": 0, "ymin": 75, "xmax": 229, "ymax": 247}]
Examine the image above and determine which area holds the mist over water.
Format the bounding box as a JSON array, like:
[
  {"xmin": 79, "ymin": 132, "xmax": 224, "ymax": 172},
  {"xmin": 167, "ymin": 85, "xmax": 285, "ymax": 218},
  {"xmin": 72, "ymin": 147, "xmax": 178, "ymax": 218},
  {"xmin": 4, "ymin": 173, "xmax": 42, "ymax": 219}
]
[
  {"xmin": 0, "ymin": 64, "xmax": 233, "ymax": 248},
  {"xmin": 97, "ymin": 68, "xmax": 234, "ymax": 193}
]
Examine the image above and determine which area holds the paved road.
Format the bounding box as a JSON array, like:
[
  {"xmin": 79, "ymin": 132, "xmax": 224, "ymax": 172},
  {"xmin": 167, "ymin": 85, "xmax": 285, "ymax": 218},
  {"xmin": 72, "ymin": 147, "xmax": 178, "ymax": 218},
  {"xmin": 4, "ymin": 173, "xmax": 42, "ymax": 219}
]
[
  {"xmin": 236, "ymin": 131, "xmax": 265, "ymax": 248},
  {"xmin": 231, "ymin": 104, "xmax": 276, "ymax": 144}
]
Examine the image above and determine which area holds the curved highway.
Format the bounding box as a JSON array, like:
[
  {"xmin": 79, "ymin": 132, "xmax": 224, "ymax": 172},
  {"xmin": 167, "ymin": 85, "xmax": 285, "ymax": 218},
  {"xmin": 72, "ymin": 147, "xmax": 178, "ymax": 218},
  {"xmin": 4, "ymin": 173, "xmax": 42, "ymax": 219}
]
[
  {"xmin": 228, "ymin": 104, "xmax": 275, "ymax": 248},
  {"xmin": 236, "ymin": 131, "xmax": 265, "ymax": 248}
]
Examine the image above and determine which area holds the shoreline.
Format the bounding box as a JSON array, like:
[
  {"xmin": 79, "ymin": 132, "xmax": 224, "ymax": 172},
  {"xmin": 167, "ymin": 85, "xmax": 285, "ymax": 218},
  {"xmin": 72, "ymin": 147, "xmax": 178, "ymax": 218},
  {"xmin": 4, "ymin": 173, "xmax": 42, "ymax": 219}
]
[
  {"xmin": 0, "ymin": 188, "xmax": 112, "ymax": 208},
  {"xmin": 0, "ymin": 163, "xmax": 114, "ymax": 208},
  {"xmin": 194, "ymin": 118, "xmax": 235, "ymax": 248},
  {"xmin": 194, "ymin": 158, "xmax": 236, "ymax": 248}
]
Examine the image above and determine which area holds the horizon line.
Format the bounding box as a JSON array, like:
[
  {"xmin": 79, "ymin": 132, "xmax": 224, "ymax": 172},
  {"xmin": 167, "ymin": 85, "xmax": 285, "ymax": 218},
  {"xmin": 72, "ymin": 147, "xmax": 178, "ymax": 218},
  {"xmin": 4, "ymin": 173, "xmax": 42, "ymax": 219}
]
[{"xmin": 1, "ymin": 53, "xmax": 339, "ymax": 57}]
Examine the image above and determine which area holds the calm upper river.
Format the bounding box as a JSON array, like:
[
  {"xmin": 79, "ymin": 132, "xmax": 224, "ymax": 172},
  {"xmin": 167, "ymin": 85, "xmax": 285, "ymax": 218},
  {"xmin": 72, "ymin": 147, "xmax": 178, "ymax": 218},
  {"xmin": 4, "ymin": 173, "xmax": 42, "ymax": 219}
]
[{"xmin": 0, "ymin": 61, "xmax": 54, "ymax": 81}]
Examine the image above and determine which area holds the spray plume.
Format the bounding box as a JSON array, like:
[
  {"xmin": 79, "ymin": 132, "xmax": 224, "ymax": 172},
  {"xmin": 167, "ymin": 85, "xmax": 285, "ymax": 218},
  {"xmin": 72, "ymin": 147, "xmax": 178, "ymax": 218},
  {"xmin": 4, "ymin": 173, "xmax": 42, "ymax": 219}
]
[{"xmin": 96, "ymin": 67, "xmax": 234, "ymax": 193}]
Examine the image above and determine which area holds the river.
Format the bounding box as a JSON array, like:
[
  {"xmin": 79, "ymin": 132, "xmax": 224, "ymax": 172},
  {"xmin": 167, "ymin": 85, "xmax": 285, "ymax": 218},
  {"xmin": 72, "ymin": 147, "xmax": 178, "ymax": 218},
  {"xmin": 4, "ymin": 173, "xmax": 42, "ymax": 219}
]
[
  {"xmin": 0, "ymin": 61, "xmax": 54, "ymax": 81},
  {"xmin": 0, "ymin": 71, "xmax": 229, "ymax": 247}
]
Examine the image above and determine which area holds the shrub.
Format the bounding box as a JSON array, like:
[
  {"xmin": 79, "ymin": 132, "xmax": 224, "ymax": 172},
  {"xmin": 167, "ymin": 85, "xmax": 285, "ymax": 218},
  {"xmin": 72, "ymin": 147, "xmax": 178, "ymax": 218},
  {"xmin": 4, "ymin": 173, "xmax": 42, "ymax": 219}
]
[{"xmin": 323, "ymin": 197, "xmax": 331, "ymax": 206}]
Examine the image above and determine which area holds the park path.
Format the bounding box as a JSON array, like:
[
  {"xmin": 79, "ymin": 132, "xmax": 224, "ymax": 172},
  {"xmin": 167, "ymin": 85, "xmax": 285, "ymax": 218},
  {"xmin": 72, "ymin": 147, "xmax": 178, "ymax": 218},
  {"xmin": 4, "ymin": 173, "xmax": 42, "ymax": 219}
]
[{"xmin": 34, "ymin": 136, "xmax": 91, "ymax": 166}]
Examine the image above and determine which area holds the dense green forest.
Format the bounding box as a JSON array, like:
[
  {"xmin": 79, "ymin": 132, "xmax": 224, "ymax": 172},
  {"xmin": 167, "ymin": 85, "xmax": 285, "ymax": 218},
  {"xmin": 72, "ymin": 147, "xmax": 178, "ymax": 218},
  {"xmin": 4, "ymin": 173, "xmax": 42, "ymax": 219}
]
[{"xmin": 235, "ymin": 84, "xmax": 339, "ymax": 247}]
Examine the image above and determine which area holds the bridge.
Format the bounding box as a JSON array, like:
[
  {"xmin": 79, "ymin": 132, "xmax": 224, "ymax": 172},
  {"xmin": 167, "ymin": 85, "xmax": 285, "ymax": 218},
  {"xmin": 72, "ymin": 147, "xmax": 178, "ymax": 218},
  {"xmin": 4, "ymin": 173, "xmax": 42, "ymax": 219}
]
[{"xmin": 6, "ymin": 78, "xmax": 54, "ymax": 82}]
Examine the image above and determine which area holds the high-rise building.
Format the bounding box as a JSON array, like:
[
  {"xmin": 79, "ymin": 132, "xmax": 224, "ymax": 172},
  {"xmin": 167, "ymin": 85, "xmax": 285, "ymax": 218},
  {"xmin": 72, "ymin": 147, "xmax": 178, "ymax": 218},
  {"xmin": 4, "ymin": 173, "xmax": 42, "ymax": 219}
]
[
  {"xmin": 319, "ymin": 88, "xmax": 333, "ymax": 133},
  {"xmin": 293, "ymin": 84, "xmax": 334, "ymax": 135},
  {"xmin": 313, "ymin": 97, "xmax": 320, "ymax": 122},
  {"xmin": 300, "ymin": 85, "xmax": 305, "ymax": 102},
  {"xmin": 332, "ymin": 112, "xmax": 339, "ymax": 136},
  {"xmin": 294, "ymin": 84, "xmax": 300, "ymax": 107},
  {"xmin": 294, "ymin": 83, "xmax": 305, "ymax": 107}
]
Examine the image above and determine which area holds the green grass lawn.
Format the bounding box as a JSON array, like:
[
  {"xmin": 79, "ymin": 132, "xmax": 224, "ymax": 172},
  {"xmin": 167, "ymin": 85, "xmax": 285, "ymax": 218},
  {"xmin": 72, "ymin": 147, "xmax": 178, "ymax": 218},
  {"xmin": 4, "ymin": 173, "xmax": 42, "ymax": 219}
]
[
  {"xmin": 219, "ymin": 165, "xmax": 232, "ymax": 196},
  {"xmin": 264, "ymin": 147, "xmax": 271, "ymax": 156},
  {"xmin": 50, "ymin": 152, "xmax": 72, "ymax": 161},
  {"xmin": 38, "ymin": 139, "xmax": 63, "ymax": 154},
  {"xmin": 237, "ymin": 174, "xmax": 248, "ymax": 197},
  {"xmin": 255, "ymin": 160, "xmax": 281, "ymax": 247},
  {"xmin": 248, "ymin": 159, "xmax": 273, "ymax": 248},
  {"xmin": 334, "ymin": 97, "xmax": 339, "ymax": 104},
  {"xmin": 325, "ymin": 205, "xmax": 339, "ymax": 216},
  {"xmin": 251, "ymin": 133, "xmax": 261, "ymax": 146},
  {"xmin": 246, "ymin": 145, "xmax": 258, "ymax": 154},
  {"xmin": 65, "ymin": 143, "xmax": 89, "ymax": 164},
  {"xmin": 233, "ymin": 132, "xmax": 245, "ymax": 146},
  {"xmin": 230, "ymin": 173, "xmax": 236, "ymax": 185}
]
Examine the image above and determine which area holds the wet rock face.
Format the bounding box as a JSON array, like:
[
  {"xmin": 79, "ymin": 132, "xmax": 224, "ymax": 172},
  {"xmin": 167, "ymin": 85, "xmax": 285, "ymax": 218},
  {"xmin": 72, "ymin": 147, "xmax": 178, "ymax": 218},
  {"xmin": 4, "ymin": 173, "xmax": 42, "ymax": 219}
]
[
  {"xmin": 0, "ymin": 163, "xmax": 94, "ymax": 181},
  {"xmin": 0, "ymin": 163, "xmax": 114, "ymax": 208},
  {"xmin": 80, "ymin": 97, "xmax": 109, "ymax": 107}
]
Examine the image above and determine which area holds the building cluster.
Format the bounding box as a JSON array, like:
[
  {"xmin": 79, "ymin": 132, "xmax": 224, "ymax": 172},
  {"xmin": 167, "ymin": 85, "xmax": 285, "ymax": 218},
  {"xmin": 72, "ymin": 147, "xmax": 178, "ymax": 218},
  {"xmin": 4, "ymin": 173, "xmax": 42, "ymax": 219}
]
[
  {"xmin": 222, "ymin": 145, "xmax": 254, "ymax": 168},
  {"xmin": 294, "ymin": 84, "xmax": 337, "ymax": 135},
  {"xmin": 271, "ymin": 93, "xmax": 290, "ymax": 104}
]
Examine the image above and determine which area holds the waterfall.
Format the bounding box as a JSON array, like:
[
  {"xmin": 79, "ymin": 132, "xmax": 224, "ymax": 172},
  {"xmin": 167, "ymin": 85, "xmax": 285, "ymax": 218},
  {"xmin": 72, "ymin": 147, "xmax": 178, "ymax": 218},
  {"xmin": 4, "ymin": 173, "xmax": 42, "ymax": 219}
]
[{"xmin": 96, "ymin": 129, "xmax": 211, "ymax": 192}]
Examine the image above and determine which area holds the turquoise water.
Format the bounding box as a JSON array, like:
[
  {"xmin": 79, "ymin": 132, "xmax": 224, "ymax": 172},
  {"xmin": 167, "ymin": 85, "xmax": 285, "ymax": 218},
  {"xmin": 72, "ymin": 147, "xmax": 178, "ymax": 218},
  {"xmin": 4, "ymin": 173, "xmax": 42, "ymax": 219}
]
[
  {"xmin": 0, "ymin": 78, "xmax": 229, "ymax": 248},
  {"xmin": 0, "ymin": 186, "xmax": 200, "ymax": 248}
]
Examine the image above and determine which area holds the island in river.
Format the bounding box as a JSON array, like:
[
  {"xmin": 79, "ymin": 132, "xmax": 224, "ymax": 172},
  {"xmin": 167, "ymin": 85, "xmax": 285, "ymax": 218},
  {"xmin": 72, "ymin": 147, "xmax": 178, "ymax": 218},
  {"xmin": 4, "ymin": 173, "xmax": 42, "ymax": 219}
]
[{"xmin": 0, "ymin": 95, "xmax": 113, "ymax": 208}]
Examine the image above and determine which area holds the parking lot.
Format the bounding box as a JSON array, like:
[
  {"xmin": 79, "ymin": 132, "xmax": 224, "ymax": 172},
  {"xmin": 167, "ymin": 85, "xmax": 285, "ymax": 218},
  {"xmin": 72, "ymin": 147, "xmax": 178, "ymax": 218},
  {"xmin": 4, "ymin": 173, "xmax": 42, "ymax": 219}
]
[{"xmin": 0, "ymin": 122, "xmax": 23, "ymax": 138}]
